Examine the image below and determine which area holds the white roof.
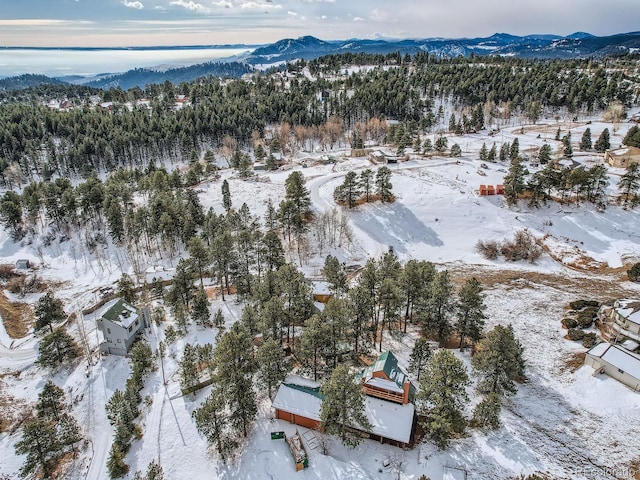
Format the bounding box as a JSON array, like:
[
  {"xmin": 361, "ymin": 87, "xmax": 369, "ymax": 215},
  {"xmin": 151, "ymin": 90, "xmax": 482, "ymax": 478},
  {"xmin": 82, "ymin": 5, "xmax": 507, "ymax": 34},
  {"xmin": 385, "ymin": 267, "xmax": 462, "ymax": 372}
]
[
  {"xmin": 622, "ymin": 340, "xmax": 640, "ymax": 351},
  {"xmin": 365, "ymin": 377, "xmax": 404, "ymax": 394},
  {"xmin": 588, "ymin": 342, "xmax": 640, "ymax": 380},
  {"xmin": 365, "ymin": 397, "xmax": 414, "ymax": 444},
  {"xmin": 272, "ymin": 383, "xmax": 415, "ymax": 444},
  {"xmin": 272, "ymin": 384, "xmax": 322, "ymax": 422},
  {"xmin": 614, "ymin": 299, "xmax": 640, "ymax": 325}
]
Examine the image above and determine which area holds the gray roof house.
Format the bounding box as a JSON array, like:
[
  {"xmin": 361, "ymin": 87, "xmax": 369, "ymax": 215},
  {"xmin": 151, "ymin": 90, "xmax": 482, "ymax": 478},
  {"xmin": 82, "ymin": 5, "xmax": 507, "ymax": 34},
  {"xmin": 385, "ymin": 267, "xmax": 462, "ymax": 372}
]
[
  {"xmin": 585, "ymin": 341, "xmax": 640, "ymax": 391},
  {"xmin": 96, "ymin": 298, "xmax": 145, "ymax": 355}
]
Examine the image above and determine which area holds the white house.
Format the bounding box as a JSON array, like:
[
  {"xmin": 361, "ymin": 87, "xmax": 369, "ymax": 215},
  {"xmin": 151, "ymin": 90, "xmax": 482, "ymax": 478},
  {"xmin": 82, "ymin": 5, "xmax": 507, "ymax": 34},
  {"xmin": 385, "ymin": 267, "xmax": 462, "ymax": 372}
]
[
  {"xmin": 96, "ymin": 298, "xmax": 145, "ymax": 355},
  {"xmin": 585, "ymin": 342, "xmax": 640, "ymax": 391},
  {"xmin": 598, "ymin": 299, "xmax": 640, "ymax": 343}
]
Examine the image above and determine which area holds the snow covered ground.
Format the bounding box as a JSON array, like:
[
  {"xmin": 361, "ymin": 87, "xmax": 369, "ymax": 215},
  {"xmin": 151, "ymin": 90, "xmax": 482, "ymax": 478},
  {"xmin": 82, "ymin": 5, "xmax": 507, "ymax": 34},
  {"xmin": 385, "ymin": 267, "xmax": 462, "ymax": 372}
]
[{"xmin": 1, "ymin": 114, "xmax": 640, "ymax": 480}]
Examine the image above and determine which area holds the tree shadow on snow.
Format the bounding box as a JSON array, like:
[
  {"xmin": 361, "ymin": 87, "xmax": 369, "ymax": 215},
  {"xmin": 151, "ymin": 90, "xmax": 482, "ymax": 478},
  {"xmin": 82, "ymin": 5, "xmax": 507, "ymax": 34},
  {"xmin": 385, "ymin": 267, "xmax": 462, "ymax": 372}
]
[{"xmin": 351, "ymin": 203, "xmax": 443, "ymax": 255}]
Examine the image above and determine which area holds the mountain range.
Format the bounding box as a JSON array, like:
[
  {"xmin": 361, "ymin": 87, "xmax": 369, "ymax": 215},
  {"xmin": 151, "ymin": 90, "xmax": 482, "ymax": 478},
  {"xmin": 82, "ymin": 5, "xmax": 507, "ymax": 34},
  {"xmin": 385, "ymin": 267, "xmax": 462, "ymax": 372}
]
[{"xmin": 1, "ymin": 31, "xmax": 639, "ymax": 91}]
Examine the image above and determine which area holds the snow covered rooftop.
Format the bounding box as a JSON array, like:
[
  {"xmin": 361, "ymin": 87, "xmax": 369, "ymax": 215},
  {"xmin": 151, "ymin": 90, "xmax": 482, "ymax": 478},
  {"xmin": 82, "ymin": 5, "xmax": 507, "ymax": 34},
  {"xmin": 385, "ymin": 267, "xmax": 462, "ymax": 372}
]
[
  {"xmin": 614, "ymin": 299, "xmax": 640, "ymax": 325},
  {"xmin": 272, "ymin": 383, "xmax": 415, "ymax": 444},
  {"xmin": 99, "ymin": 298, "xmax": 139, "ymax": 329},
  {"xmin": 365, "ymin": 377, "xmax": 404, "ymax": 393},
  {"xmin": 272, "ymin": 384, "xmax": 323, "ymax": 422},
  {"xmin": 588, "ymin": 342, "xmax": 640, "ymax": 380}
]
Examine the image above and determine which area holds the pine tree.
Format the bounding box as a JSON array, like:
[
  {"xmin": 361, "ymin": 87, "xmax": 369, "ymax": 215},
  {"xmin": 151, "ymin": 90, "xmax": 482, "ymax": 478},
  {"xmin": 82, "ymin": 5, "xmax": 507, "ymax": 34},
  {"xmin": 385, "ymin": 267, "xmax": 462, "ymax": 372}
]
[
  {"xmin": 192, "ymin": 388, "xmax": 236, "ymax": 462},
  {"xmin": 221, "ymin": 179, "xmax": 231, "ymax": 212},
  {"xmin": 623, "ymin": 125, "xmax": 640, "ymax": 148},
  {"xmin": 472, "ymin": 324, "xmax": 525, "ymax": 396},
  {"xmin": 179, "ymin": 344, "xmax": 199, "ymax": 393},
  {"xmin": 15, "ymin": 418, "xmax": 61, "ymax": 479},
  {"xmin": 580, "ymin": 128, "xmax": 592, "ymax": 150},
  {"xmin": 334, "ymin": 171, "xmax": 361, "ymax": 208},
  {"xmin": 509, "ymin": 137, "xmax": 520, "ymax": 161},
  {"xmin": 434, "ymin": 136, "xmax": 448, "ymax": 154},
  {"xmin": 191, "ymin": 287, "xmax": 211, "ymax": 327},
  {"xmin": 213, "ymin": 308, "xmax": 225, "ymax": 328},
  {"xmin": 34, "ymin": 292, "xmax": 66, "ymax": 335},
  {"xmin": 36, "ymin": 380, "xmax": 66, "ymax": 422},
  {"xmin": 320, "ymin": 363, "xmax": 372, "ymax": 447},
  {"xmin": 423, "ymin": 138, "xmax": 433, "ymax": 155},
  {"xmin": 299, "ymin": 314, "xmax": 331, "ymax": 381},
  {"xmin": 562, "ymin": 132, "xmax": 573, "ymax": 158},
  {"xmin": 377, "ymin": 277, "xmax": 402, "ymax": 351},
  {"xmin": 257, "ymin": 337, "xmax": 289, "ymax": 398},
  {"xmin": 487, "ymin": 143, "xmax": 497, "ymax": 161},
  {"xmin": 418, "ymin": 270, "xmax": 454, "ymax": 346},
  {"xmin": 450, "ymin": 143, "xmax": 462, "ymax": 157},
  {"xmin": 359, "ymin": 169, "xmax": 374, "ymax": 202},
  {"xmin": 594, "ymin": 128, "xmax": 610, "ymax": 152},
  {"xmin": 375, "ymin": 166, "xmax": 393, "ymax": 202},
  {"xmin": 188, "ymin": 237, "xmax": 210, "ymax": 288},
  {"xmin": 284, "ymin": 170, "xmax": 313, "ymax": 231},
  {"xmin": 479, "ymin": 142, "xmax": 488, "ymax": 161},
  {"xmin": 417, "ymin": 349, "xmax": 470, "ymax": 449},
  {"xmin": 499, "ymin": 142, "xmax": 510, "ymax": 162},
  {"xmin": 214, "ymin": 324, "xmax": 257, "ymax": 437},
  {"xmin": 57, "ymin": 413, "xmax": 82, "ymax": 449},
  {"xmin": 408, "ymin": 338, "xmax": 431, "ymax": 381},
  {"xmin": 455, "ymin": 277, "xmax": 486, "ymax": 350},
  {"xmin": 503, "ymin": 156, "xmax": 525, "ymax": 206},
  {"xmin": 117, "ymin": 274, "xmax": 136, "ymax": 304},
  {"xmin": 107, "ymin": 444, "xmax": 129, "ymax": 479},
  {"xmin": 37, "ymin": 328, "xmax": 81, "ymax": 368},
  {"xmin": 322, "ymin": 255, "xmax": 348, "ymax": 297},
  {"xmin": 538, "ymin": 143, "xmax": 552, "ymax": 164},
  {"xmin": 471, "ymin": 392, "xmax": 501, "ymax": 429},
  {"xmin": 133, "ymin": 460, "xmax": 166, "ymax": 480},
  {"xmin": 618, "ymin": 163, "xmax": 640, "ymax": 209}
]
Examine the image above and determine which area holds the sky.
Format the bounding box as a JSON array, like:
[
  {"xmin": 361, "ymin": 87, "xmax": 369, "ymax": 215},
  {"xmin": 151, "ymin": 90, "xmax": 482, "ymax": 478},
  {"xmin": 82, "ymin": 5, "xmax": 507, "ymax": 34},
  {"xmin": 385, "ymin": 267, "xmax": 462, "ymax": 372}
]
[{"xmin": 0, "ymin": 0, "xmax": 639, "ymax": 48}]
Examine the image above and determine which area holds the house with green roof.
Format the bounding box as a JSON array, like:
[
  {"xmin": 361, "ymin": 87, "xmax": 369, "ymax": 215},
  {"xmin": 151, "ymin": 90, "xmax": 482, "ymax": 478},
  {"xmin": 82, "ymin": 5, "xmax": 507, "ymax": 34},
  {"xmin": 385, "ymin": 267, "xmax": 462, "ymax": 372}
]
[
  {"xmin": 96, "ymin": 298, "xmax": 145, "ymax": 355},
  {"xmin": 358, "ymin": 351, "xmax": 416, "ymax": 404}
]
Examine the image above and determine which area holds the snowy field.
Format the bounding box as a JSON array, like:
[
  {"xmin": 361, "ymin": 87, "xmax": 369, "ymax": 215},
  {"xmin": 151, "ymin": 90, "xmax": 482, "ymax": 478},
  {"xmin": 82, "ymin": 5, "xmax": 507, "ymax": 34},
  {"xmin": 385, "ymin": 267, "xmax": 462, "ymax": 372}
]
[{"xmin": 1, "ymin": 113, "xmax": 640, "ymax": 480}]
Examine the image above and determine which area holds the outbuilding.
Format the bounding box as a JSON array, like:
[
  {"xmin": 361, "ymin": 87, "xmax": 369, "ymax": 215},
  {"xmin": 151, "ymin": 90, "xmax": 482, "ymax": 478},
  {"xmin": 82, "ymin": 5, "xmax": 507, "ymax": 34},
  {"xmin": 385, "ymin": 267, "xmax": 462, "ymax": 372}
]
[
  {"xmin": 585, "ymin": 342, "xmax": 640, "ymax": 391},
  {"xmin": 604, "ymin": 146, "xmax": 640, "ymax": 168}
]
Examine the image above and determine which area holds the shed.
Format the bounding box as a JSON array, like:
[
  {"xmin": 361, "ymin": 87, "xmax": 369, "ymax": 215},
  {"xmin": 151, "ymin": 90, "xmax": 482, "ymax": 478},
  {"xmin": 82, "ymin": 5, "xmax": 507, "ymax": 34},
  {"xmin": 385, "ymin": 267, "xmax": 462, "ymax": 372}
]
[
  {"xmin": 15, "ymin": 259, "xmax": 30, "ymax": 270},
  {"xmin": 496, "ymin": 184, "xmax": 504, "ymax": 194},
  {"xmin": 487, "ymin": 185, "xmax": 496, "ymax": 195},
  {"xmin": 479, "ymin": 185, "xmax": 488, "ymax": 195},
  {"xmin": 585, "ymin": 342, "xmax": 640, "ymax": 391},
  {"xmin": 605, "ymin": 146, "xmax": 640, "ymax": 168}
]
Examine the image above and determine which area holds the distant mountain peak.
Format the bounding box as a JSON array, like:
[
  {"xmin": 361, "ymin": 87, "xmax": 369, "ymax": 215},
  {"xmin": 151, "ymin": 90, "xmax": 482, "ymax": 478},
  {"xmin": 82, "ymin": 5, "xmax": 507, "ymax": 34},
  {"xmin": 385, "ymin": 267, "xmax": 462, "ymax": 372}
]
[{"xmin": 566, "ymin": 31, "xmax": 595, "ymax": 39}]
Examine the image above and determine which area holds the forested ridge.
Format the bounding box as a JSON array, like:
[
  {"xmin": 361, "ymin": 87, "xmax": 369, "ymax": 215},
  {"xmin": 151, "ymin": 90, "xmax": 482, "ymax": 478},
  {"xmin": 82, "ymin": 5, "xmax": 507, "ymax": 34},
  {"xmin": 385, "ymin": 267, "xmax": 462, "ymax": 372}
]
[{"xmin": 0, "ymin": 54, "xmax": 638, "ymax": 181}]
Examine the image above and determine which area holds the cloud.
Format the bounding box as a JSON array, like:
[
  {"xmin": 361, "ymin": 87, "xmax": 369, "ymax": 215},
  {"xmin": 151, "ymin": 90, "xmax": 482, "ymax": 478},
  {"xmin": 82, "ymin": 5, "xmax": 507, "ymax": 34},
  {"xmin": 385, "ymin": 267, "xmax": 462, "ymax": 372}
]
[
  {"xmin": 353, "ymin": 17, "xmax": 364, "ymax": 22},
  {"xmin": 212, "ymin": 0, "xmax": 233, "ymax": 7},
  {"xmin": 0, "ymin": 19, "xmax": 93, "ymax": 26},
  {"xmin": 122, "ymin": 0, "xmax": 144, "ymax": 9},
  {"xmin": 240, "ymin": 1, "xmax": 282, "ymax": 10},
  {"xmin": 287, "ymin": 11, "xmax": 298, "ymax": 16},
  {"xmin": 169, "ymin": 0, "xmax": 208, "ymax": 11}
]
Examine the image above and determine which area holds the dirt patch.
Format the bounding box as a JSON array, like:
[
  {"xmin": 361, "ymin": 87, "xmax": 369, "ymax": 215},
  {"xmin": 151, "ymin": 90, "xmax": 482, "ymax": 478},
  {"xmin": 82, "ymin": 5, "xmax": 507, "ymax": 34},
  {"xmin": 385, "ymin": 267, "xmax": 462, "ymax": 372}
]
[
  {"xmin": 0, "ymin": 378, "xmax": 30, "ymax": 433},
  {"xmin": 0, "ymin": 290, "xmax": 33, "ymax": 339},
  {"xmin": 445, "ymin": 264, "xmax": 634, "ymax": 300},
  {"xmin": 561, "ymin": 352, "xmax": 586, "ymax": 373}
]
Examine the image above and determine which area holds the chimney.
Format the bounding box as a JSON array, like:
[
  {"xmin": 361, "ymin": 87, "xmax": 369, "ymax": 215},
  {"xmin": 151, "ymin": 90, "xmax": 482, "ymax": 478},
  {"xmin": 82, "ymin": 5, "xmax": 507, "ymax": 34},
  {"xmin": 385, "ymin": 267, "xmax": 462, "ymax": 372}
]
[{"xmin": 403, "ymin": 379, "xmax": 410, "ymax": 404}]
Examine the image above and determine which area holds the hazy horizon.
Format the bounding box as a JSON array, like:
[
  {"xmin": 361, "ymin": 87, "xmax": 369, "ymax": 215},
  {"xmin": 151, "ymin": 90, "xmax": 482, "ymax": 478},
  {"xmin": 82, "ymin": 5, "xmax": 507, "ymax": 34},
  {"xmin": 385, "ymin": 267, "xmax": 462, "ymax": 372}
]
[{"xmin": 0, "ymin": 47, "xmax": 250, "ymax": 79}]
